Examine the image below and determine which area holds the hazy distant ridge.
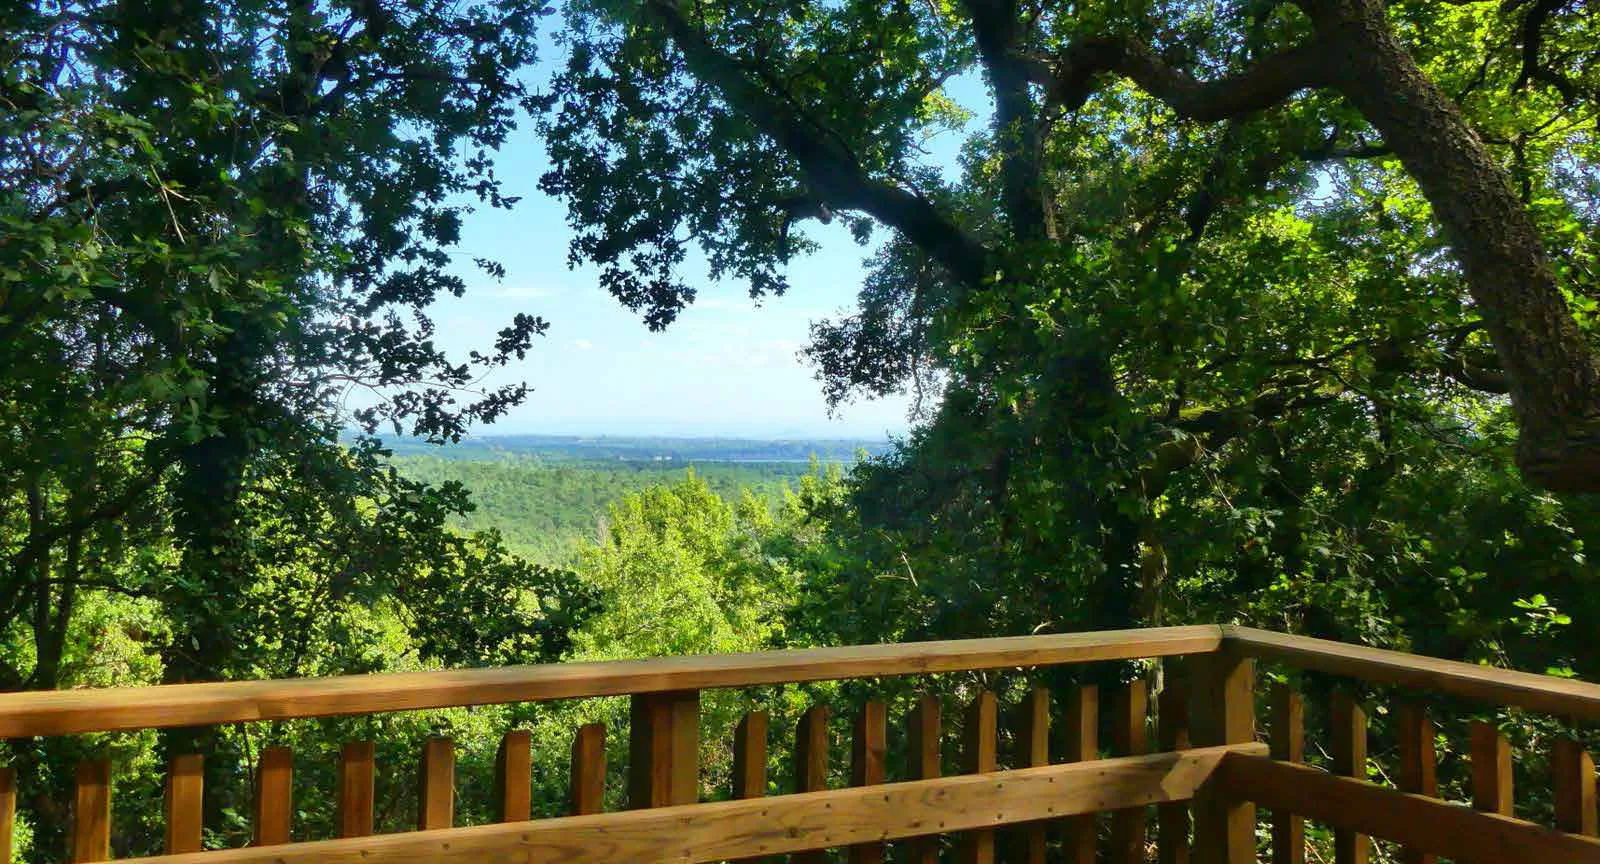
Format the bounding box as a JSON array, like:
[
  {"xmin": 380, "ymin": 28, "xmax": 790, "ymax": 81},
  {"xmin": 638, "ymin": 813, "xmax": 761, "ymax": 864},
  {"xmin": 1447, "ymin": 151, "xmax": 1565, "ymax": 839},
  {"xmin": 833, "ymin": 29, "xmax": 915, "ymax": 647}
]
[{"xmin": 375, "ymin": 433, "xmax": 893, "ymax": 463}]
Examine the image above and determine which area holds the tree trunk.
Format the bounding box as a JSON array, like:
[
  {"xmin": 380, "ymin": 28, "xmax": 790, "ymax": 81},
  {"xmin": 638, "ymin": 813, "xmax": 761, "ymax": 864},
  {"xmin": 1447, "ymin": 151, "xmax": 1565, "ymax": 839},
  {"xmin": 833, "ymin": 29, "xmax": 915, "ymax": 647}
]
[{"xmin": 1301, "ymin": 0, "xmax": 1600, "ymax": 492}]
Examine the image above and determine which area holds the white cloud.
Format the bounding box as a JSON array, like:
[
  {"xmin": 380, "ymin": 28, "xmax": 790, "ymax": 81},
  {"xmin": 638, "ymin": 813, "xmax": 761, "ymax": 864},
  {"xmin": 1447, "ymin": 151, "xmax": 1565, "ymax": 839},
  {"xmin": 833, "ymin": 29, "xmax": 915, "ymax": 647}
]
[{"xmin": 573, "ymin": 338, "xmax": 594, "ymax": 351}]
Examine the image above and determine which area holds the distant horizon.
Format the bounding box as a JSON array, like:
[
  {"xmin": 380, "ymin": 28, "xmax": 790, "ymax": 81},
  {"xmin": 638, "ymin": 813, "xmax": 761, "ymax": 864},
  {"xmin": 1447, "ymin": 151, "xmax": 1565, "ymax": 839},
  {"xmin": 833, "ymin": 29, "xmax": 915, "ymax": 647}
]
[{"xmin": 365, "ymin": 429, "xmax": 898, "ymax": 444}]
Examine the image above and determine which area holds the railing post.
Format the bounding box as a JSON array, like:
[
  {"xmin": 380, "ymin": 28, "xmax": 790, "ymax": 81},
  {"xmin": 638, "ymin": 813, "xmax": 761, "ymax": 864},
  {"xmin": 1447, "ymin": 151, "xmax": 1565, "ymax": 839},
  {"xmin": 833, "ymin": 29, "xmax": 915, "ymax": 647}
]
[
  {"xmin": 1157, "ymin": 679, "xmax": 1191, "ymax": 864},
  {"xmin": 1111, "ymin": 680, "xmax": 1151, "ymax": 864},
  {"xmin": 0, "ymin": 765, "xmax": 13, "ymax": 864},
  {"xmin": 629, "ymin": 690, "xmax": 700, "ymax": 809},
  {"xmin": 1330, "ymin": 690, "xmax": 1369, "ymax": 864},
  {"xmin": 1396, "ymin": 703, "xmax": 1437, "ymax": 864},
  {"xmin": 905, "ymin": 695, "xmax": 942, "ymax": 864},
  {"xmin": 569, "ymin": 723, "xmax": 606, "ymax": 816},
  {"xmin": 164, "ymin": 753, "xmax": 204, "ymax": 854},
  {"xmin": 496, "ymin": 730, "xmax": 533, "ymax": 822},
  {"xmin": 959, "ymin": 691, "xmax": 998, "ymax": 864},
  {"xmin": 851, "ymin": 701, "xmax": 888, "ymax": 864},
  {"xmin": 1552, "ymin": 737, "xmax": 1596, "ymax": 836},
  {"xmin": 1062, "ymin": 685, "xmax": 1099, "ymax": 864},
  {"xmin": 417, "ymin": 737, "xmax": 455, "ymax": 830},
  {"xmin": 1270, "ymin": 685, "xmax": 1304, "ymax": 864},
  {"xmin": 733, "ymin": 712, "xmax": 769, "ymax": 800},
  {"xmin": 1469, "ymin": 720, "xmax": 1513, "ymax": 816},
  {"xmin": 1190, "ymin": 651, "xmax": 1254, "ymax": 864},
  {"xmin": 794, "ymin": 704, "xmax": 831, "ymax": 864},
  {"xmin": 252, "ymin": 746, "xmax": 293, "ymax": 847},
  {"xmin": 337, "ymin": 742, "xmax": 375, "ymax": 838},
  {"xmin": 71, "ymin": 758, "xmax": 111, "ymax": 863},
  {"xmin": 1012, "ymin": 687, "xmax": 1050, "ymax": 864}
]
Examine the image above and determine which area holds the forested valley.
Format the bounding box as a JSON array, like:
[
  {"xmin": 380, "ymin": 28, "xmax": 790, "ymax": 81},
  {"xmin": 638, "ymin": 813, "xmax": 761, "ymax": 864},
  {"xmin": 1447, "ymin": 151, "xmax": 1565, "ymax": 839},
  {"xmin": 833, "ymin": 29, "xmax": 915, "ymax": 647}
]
[{"xmin": 3, "ymin": 0, "xmax": 1598, "ymax": 858}]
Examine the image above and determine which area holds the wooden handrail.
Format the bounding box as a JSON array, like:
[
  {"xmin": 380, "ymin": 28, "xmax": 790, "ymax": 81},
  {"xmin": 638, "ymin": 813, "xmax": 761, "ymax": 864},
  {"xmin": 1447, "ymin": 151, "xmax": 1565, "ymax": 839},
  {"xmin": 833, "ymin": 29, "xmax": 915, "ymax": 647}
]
[
  {"xmin": 0, "ymin": 626, "xmax": 1223, "ymax": 738},
  {"xmin": 1218, "ymin": 752, "xmax": 1600, "ymax": 863},
  {"xmin": 110, "ymin": 744, "xmax": 1265, "ymax": 864},
  {"xmin": 1223, "ymin": 626, "xmax": 1600, "ymax": 722}
]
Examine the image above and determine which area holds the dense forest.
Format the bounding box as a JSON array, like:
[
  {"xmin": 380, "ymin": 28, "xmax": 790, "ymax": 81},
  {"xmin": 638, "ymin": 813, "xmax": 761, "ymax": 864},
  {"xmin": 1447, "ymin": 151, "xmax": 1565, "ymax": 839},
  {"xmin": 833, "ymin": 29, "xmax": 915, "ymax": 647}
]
[
  {"xmin": 3, "ymin": 0, "xmax": 1598, "ymax": 858},
  {"xmin": 391, "ymin": 442, "xmax": 851, "ymax": 561}
]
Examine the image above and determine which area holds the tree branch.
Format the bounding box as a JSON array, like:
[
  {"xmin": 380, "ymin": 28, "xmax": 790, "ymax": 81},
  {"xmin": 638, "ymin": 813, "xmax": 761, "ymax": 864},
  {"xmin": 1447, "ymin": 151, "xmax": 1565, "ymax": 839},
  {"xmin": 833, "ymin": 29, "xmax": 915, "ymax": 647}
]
[
  {"xmin": 962, "ymin": 0, "xmax": 1052, "ymax": 240},
  {"xmin": 1031, "ymin": 37, "xmax": 1332, "ymax": 122},
  {"xmin": 644, "ymin": 0, "xmax": 992, "ymax": 289}
]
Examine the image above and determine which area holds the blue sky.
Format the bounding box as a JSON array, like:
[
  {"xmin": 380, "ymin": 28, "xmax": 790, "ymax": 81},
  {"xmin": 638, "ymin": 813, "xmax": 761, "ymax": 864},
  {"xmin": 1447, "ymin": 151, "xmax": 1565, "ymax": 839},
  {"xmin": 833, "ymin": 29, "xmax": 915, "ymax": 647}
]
[{"xmin": 413, "ymin": 44, "xmax": 984, "ymax": 440}]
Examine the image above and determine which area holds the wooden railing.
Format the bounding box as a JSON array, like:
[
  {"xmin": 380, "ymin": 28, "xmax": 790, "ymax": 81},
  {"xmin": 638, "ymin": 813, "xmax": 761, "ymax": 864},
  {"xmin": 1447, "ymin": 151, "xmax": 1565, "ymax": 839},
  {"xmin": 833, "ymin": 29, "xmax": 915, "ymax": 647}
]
[{"xmin": 1, "ymin": 625, "xmax": 1598, "ymax": 863}]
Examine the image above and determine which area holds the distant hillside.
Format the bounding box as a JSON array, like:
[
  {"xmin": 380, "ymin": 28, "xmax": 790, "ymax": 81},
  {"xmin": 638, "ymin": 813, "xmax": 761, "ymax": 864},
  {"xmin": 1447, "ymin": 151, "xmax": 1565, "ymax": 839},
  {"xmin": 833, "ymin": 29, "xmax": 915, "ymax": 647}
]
[
  {"xmin": 375, "ymin": 433, "xmax": 891, "ymax": 463},
  {"xmin": 385, "ymin": 434, "xmax": 887, "ymax": 565}
]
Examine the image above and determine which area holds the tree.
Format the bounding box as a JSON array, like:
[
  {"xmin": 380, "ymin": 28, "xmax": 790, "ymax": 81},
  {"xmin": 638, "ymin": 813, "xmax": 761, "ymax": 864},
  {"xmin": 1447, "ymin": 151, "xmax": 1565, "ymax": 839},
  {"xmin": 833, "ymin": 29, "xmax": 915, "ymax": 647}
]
[
  {"xmin": 2, "ymin": 1, "xmax": 586, "ymax": 856},
  {"xmin": 536, "ymin": 0, "xmax": 1599, "ymax": 651},
  {"xmin": 537, "ymin": 0, "xmax": 1597, "ymax": 490}
]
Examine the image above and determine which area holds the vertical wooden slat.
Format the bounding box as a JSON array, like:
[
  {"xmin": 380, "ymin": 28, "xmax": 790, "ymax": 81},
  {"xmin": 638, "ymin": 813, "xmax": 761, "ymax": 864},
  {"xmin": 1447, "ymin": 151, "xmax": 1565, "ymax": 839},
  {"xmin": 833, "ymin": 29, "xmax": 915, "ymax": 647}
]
[
  {"xmin": 72, "ymin": 757, "xmax": 111, "ymax": 863},
  {"xmin": 959, "ymin": 691, "xmax": 998, "ymax": 864},
  {"xmin": 1553, "ymin": 738, "xmax": 1597, "ymax": 836},
  {"xmin": 0, "ymin": 765, "xmax": 14, "ymax": 864},
  {"xmin": 1331, "ymin": 690, "xmax": 1370, "ymax": 864},
  {"xmin": 1062, "ymin": 685, "xmax": 1100, "ymax": 864},
  {"xmin": 733, "ymin": 712, "xmax": 769, "ymax": 799},
  {"xmin": 794, "ymin": 704, "xmax": 831, "ymax": 864},
  {"xmin": 1011, "ymin": 687, "xmax": 1050, "ymax": 864},
  {"xmin": 850, "ymin": 701, "xmax": 888, "ymax": 864},
  {"xmin": 496, "ymin": 730, "xmax": 533, "ymax": 822},
  {"xmin": 1270, "ymin": 686, "xmax": 1304, "ymax": 864},
  {"xmin": 417, "ymin": 737, "xmax": 455, "ymax": 831},
  {"xmin": 1157, "ymin": 681, "xmax": 1191, "ymax": 864},
  {"xmin": 1190, "ymin": 652, "xmax": 1254, "ymax": 864},
  {"xmin": 905, "ymin": 696, "xmax": 942, "ymax": 864},
  {"xmin": 1111, "ymin": 680, "xmax": 1150, "ymax": 864},
  {"xmin": 569, "ymin": 723, "xmax": 606, "ymax": 817},
  {"xmin": 164, "ymin": 753, "xmax": 204, "ymax": 854},
  {"xmin": 629, "ymin": 690, "xmax": 700, "ymax": 809},
  {"xmin": 252, "ymin": 746, "xmax": 292, "ymax": 847},
  {"xmin": 337, "ymin": 742, "xmax": 375, "ymax": 839},
  {"xmin": 1396, "ymin": 703, "xmax": 1437, "ymax": 864},
  {"xmin": 1469, "ymin": 720, "xmax": 1514, "ymax": 816}
]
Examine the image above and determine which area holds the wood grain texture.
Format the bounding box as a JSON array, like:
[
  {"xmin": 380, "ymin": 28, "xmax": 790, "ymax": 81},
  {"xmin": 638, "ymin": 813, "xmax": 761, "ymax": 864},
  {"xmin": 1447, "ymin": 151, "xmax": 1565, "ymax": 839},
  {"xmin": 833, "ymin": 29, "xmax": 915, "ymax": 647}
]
[
  {"xmin": 71, "ymin": 758, "xmax": 111, "ymax": 863},
  {"xmin": 904, "ymin": 696, "xmax": 942, "ymax": 864},
  {"xmin": 568, "ymin": 724, "xmax": 605, "ymax": 817},
  {"xmin": 793, "ymin": 704, "xmax": 831, "ymax": 864},
  {"xmin": 1552, "ymin": 737, "xmax": 1596, "ymax": 836},
  {"xmin": 337, "ymin": 742, "xmax": 375, "ymax": 839},
  {"xmin": 0, "ymin": 627, "xmax": 1225, "ymax": 738},
  {"xmin": 1110, "ymin": 681, "xmax": 1150, "ymax": 864},
  {"xmin": 629, "ymin": 690, "xmax": 700, "ymax": 809},
  {"xmin": 164, "ymin": 753, "xmax": 204, "ymax": 854},
  {"xmin": 417, "ymin": 738, "xmax": 455, "ymax": 831},
  {"xmin": 732, "ymin": 712, "xmax": 768, "ymax": 800},
  {"xmin": 112, "ymin": 744, "xmax": 1265, "ymax": 864},
  {"xmin": 1190, "ymin": 652, "xmax": 1254, "ymax": 864},
  {"xmin": 1224, "ymin": 626, "xmax": 1600, "ymax": 722},
  {"xmin": 1269, "ymin": 686, "xmax": 1304, "ymax": 864},
  {"xmin": 1470, "ymin": 721, "xmax": 1514, "ymax": 817},
  {"xmin": 253, "ymin": 746, "xmax": 293, "ymax": 847},
  {"xmin": 0, "ymin": 766, "xmax": 13, "ymax": 864},
  {"xmin": 1331, "ymin": 691, "xmax": 1370, "ymax": 864},
  {"xmin": 1157, "ymin": 681, "xmax": 1190, "ymax": 864},
  {"xmin": 849, "ymin": 701, "xmax": 887, "ymax": 864},
  {"xmin": 496, "ymin": 730, "xmax": 533, "ymax": 822},
  {"xmin": 959, "ymin": 691, "xmax": 998, "ymax": 864},
  {"xmin": 1062, "ymin": 685, "xmax": 1099, "ymax": 864},
  {"xmin": 1396, "ymin": 703, "xmax": 1437, "ymax": 864},
  {"xmin": 1010, "ymin": 687, "xmax": 1049, "ymax": 864},
  {"xmin": 1219, "ymin": 753, "xmax": 1600, "ymax": 864}
]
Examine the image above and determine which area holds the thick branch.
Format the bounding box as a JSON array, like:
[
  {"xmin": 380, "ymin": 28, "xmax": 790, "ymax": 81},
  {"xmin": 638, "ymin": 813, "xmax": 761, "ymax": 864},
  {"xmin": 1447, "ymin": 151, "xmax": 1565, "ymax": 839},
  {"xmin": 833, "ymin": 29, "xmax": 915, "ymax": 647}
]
[
  {"xmin": 645, "ymin": 0, "xmax": 991, "ymax": 289},
  {"xmin": 1034, "ymin": 38, "xmax": 1332, "ymax": 122},
  {"xmin": 962, "ymin": 0, "xmax": 1052, "ymax": 240}
]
